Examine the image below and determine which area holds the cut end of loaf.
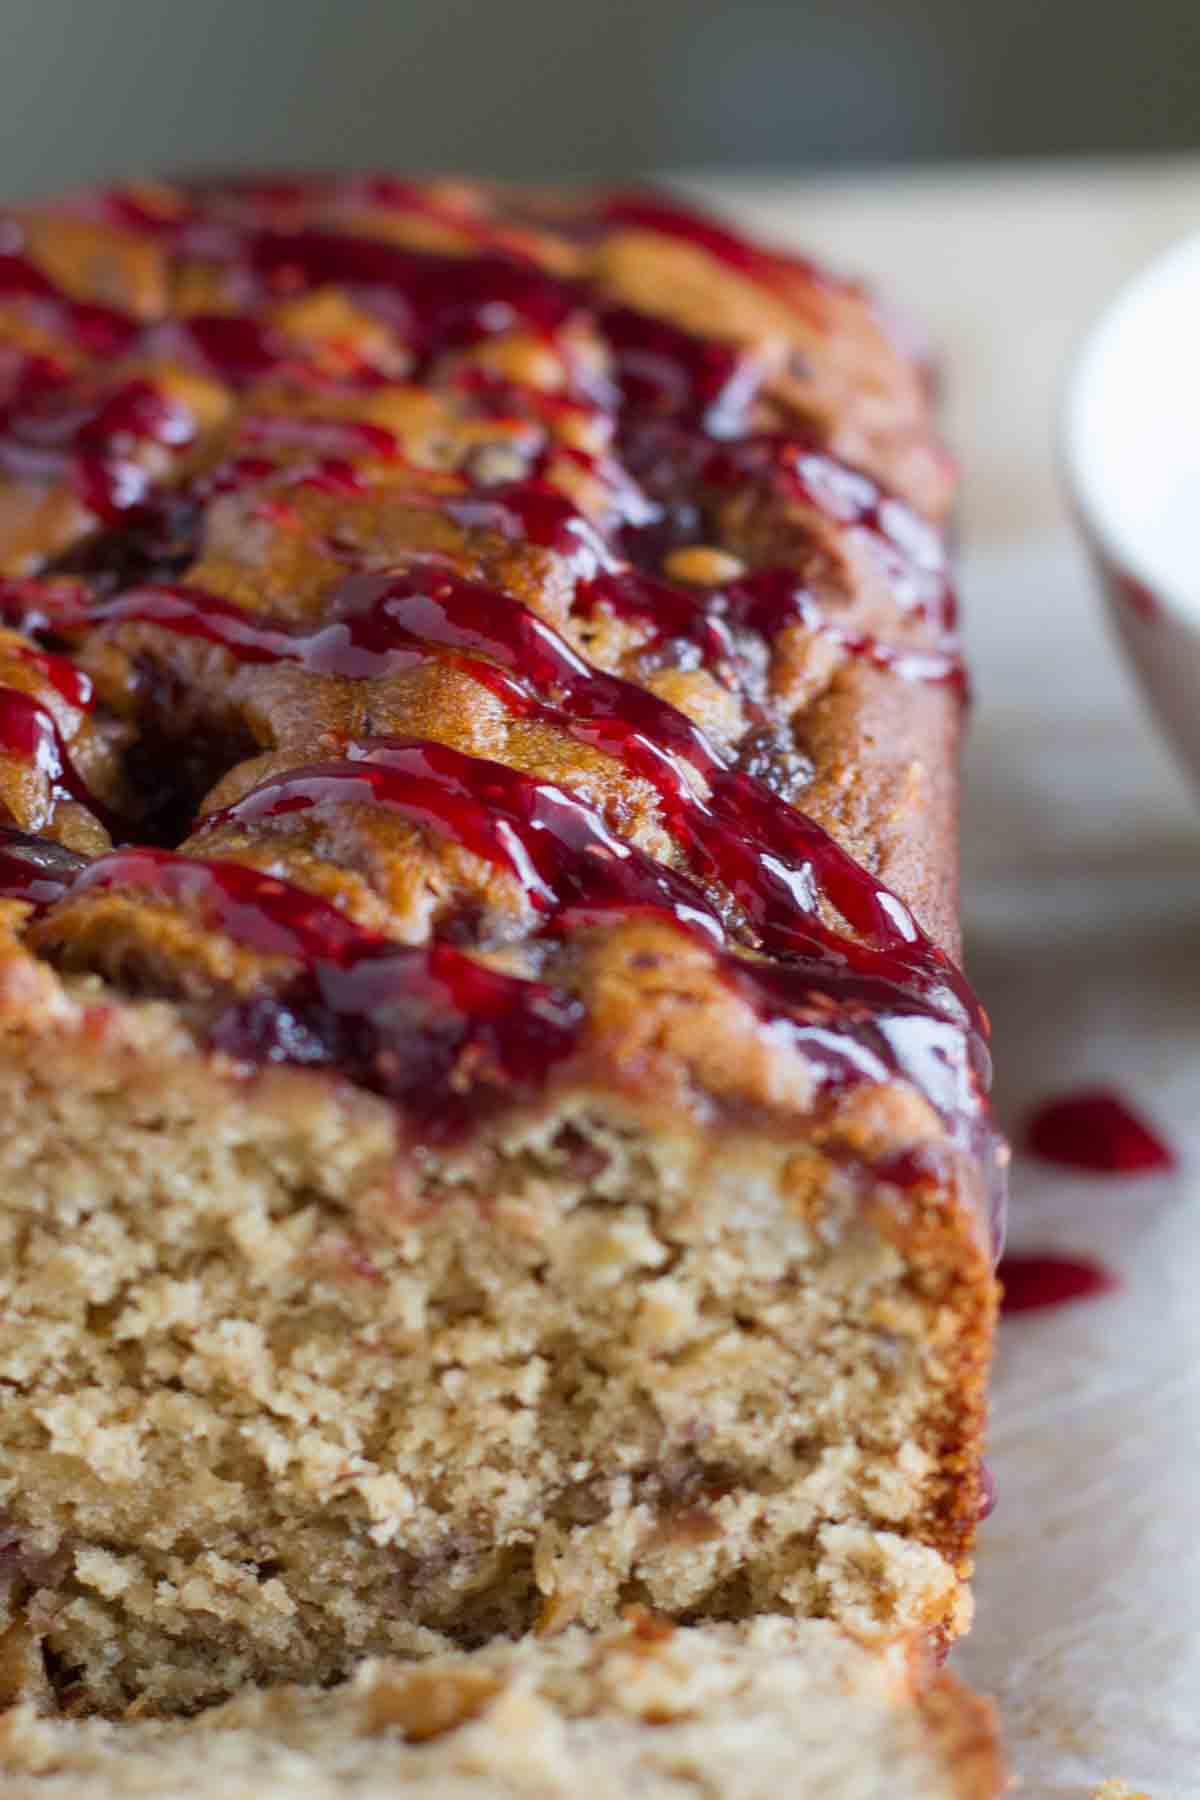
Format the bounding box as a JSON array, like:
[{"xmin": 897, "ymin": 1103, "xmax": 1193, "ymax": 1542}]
[
  {"xmin": 0, "ymin": 956, "xmax": 992, "ymax": 1714},
  {"xmin": 0, "ymin": 1617, "xmax": 1005, "ymax": 1798}
]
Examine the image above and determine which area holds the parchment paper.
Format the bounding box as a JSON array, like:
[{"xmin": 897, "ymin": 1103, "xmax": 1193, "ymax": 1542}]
[{"xmin": 951, "ymin": 533, "xmax": 1200, "ymax": 1799}]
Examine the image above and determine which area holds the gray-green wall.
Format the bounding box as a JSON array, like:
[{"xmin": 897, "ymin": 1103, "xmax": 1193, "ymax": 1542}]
[{"xmin": 2, "ymin": 0, "xmax": 1198, "ymax": 198}]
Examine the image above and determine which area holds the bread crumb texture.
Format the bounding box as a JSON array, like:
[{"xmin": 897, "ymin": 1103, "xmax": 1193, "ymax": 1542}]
[{"xmin": 0, "ymin": 1617, "xmax": 1003, "ymax": 1798}]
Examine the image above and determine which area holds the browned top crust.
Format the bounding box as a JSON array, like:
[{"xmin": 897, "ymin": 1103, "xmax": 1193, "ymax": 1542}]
[{"xmin": 0, "ymin": 175, "xmax": 999, "ymax": 1236}]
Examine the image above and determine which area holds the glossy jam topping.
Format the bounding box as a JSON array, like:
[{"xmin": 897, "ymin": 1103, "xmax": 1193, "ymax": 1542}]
[
  {"xmin": 11, "ymin": 643, "xmax": 93, "ymax": 709},
  {"xmin": 65, "ymin": 836, "xmax": 977, "ymax": 1160},
  {"xmin": 0, "ymin": 576, "xmax": 92, "ymax": 637},
  {"xmin": 199, "ymin": 741, "xmax": 970, "ymax": 1129},
  {"xmin": 580, "ymin": 563, "xmax": 964, "ymax": 693},
  {"xmin": 999, "ymin": 1253, "xmax": 1119, "ymax": 1315},
  {"xmin": 597, "ymin": 192, "xmax": 840, "ymax": 302},
  {"xmin": 145, "ymin": 314, "xmax": 294, "ymax": 384},
  {"xmin": 0, "ymin": 825, "xmax": 87, "ymax": 905},
  {"xmin": 245, "ymin": 232, "xmax": 585, "ymax": 361},
  {"xmin": 0, "ymin": 376, "xmax": 194, "ymax": 522},
  {"xmin": 622, "ymin": 427, "xmax": 953, "ymax": 625},
  {"xmin": 600, "ymin": 303, "xmax": 766, "ymax": 439},
  {"xmin": 202, "ymin": 736, "xmax": 726, "ymax": 945},
  {"xmin": 1025, "ymin": 1088, "xmax": 1176, "ymax": 1175},
  {"xmin": 0, "ymin": 252, "xmax": 138, "ymax": 359},
  {"xmin": 0, "ymin": 688, "xmax": 107, "ymax": 822},
  {"xmin": 101, "ymin": 566, "xmax": 977, "ymax": 1031},
  {"xmin": 444, "ymin": 479, "xmax": 617, "ymax": 579},
  {"xmin": 67, "ymin": 848, "xmax": 583, "ymax": 1138},
  {"xmin": 0, "ymin": 179, "xmax": 998, "ymax": 1206}
]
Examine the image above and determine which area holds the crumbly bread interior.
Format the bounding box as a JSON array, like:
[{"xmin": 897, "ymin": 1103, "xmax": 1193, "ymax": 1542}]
[
  {"xmin": 0, "ymin": 1617, "xmax": 1002, "ymax": 1799},
  {"xmin": 0, "ymin": 968, "xmax": 990, "ymax": 1714}
]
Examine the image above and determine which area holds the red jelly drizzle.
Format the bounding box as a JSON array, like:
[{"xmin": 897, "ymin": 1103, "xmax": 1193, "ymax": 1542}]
[
  {"xmin": 0, "ymin": 377, "xmax": 194, "ymax": 521},
  {"xmin": 0, "ymin": 181, "xmax": 996, "ymax": 1199},
  {"xmin": 580, "ymin": 564, "xmax": 964, "ymax": 693},
  {"xmin": 201, "ymin": 738, "xmax": 986, "ymax": 1122},
  {"xmin": 598, "ymin": 191, "xmax": 841, "ymax": 300},
  {"xmin": 65, "ymin": 838, "xmax": 979, "ymax": 1154},
  {"xmin": 624, "ymin": 427, "xmax": 952, "ymax": 624},
  {"xmin": 0, "ymin": 252, "xmax": 137, "ymax": 359},
  {"xmin": 0, "ymin": 826, "xmax": 88, "ymax": 905},
  {"xmin": 0, "ymin": 688, "xmax": 110, "ymax": 825},
  {"xmin": 202, "ymin": 736, "xmax": 726, "ymax": 945},
  {"xmin": 1025, "ymin": 1088, "xmax": 1176, "ymax": 1175},
  {"xmin": 0, "ymin": 346, "xmax": 71, "ymax": 410},
  {"xmin": 97, "ymin": 568, "xmax": 977, "ymax": 1030},
  {"xmin": 232, "ymin": 412, "xmax": 402, "ymax": 461},
  {"xmin": 0, "ymin": 577, "xmax": 91, "ymax": 637},
  {"xmin": 67, "ymin": 849, "xmax": 583, "ymax": 1137},
  {"xmin": 600, "ymin": 303, "xmax": 765, "ymax": 439},
  {"xmin": 245, "ymin": 231, "xmax": 585, "ymax": 359},
  {"xmin": 443, "ymin": 479, "xmax": 618, "ymax": 579},
  {"xmin": 144, "ymin": 314, "xmax": 293, "ymax": 384},
  {"xmin": 12, "ymin": 643, "xmax": 93, "ymax": 708},
  {"xmin": 999, "ymin": 1254, "xmax": 1119, "ymax": 1315}
]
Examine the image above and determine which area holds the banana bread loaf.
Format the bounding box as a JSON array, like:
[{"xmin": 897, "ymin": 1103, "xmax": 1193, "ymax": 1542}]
[
  {"xmin": 0, "ymin": 1616, "xmax": 1003, "ymax": 1798},
  {"xmin": 0, "ymin": 176, "xmax": 1004, "ymax": 1713}
]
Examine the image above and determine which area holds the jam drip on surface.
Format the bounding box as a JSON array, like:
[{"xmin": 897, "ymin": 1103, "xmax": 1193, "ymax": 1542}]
[
  {"xmin": 998, "ymin": 1254, "xmax": 1119, "ymax": 1315},
  {"xmin": 1025, "ymin": 1088, "xmax": 1176, "ymax": 1175}
]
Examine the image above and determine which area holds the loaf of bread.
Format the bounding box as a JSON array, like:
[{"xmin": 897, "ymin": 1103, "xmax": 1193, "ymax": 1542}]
[
  {"xmin": 0, "ymin": 176, "xmax": 1004, "ymax": 1714},
  {"xmin": 0, "ymin": 1616, "xmax": 1002, "ymax": 1798}
]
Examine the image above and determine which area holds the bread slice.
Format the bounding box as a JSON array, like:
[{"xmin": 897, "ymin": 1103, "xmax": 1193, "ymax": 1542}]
[
  {"xmin": 0, "ymin": 1617, "xmax": 1003, "ymax": 1798},
  {"xmin": 0, "ymin": 176, "xmax": 1002, "ymax": 1712}
]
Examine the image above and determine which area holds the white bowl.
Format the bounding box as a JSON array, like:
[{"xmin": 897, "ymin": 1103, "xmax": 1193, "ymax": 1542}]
[{"xmin": 1062, "ymin": 230, "xmax": 1200, "ymax": 789}]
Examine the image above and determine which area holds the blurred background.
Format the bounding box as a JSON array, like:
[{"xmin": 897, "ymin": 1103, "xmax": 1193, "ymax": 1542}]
[{"xmin": 2, "ymin": 0, "xmax": 1199, "ymax": 195}]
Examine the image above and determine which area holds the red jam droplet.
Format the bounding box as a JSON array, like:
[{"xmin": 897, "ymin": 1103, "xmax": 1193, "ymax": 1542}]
[
  {"xmin": 1025, "ymin": 1089, "xmax": 1176, "ymax": 1175},
  {"xmin": 999, "ymin": 1253, "xmax": 1119, "ymax": 1315}
]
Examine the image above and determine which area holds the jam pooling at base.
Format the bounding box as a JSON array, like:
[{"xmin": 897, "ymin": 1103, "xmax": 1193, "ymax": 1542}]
[
  {"xmin": 1025, "ymin": 1088, "xmax": 1176, "ymax": 1175},
  {"xmin": 0, "ymin": 178, "xmax": 997, "ymax": 1204}
]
